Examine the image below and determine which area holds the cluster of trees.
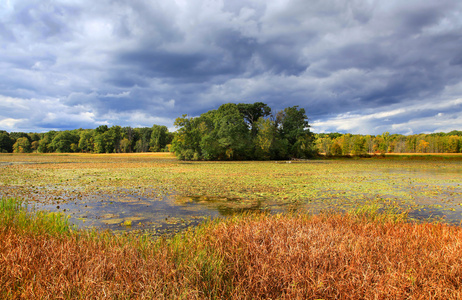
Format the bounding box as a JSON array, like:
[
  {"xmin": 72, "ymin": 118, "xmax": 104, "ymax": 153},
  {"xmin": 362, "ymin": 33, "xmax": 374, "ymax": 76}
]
[
  {"xmin": 2, "ymin": 102, "xmax": 462, "ymax": 159},
  {"xmin": 0, "ymin": 125, "xmax": 172, "ymax": 154},
  {"xmin": 315, "ymin": 131, "xmax": 462, "ymax": 156},
  {"xmin": 171, "ymin": 102, "xmax": 315, "ymax": 160}
]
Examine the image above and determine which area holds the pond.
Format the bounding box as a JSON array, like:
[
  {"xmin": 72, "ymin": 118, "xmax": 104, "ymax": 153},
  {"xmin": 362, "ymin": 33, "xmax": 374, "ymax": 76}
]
[
  {"xmin": 1, "ymin": 154, "xmax": 462, "ymax": 236},
  {"xmin": 29, "ymin": 191, "xmax": 280, "ymax": 236},
  {"xmin": 23, "ymin": 180, "xmax": 462, "ymax": 236}
]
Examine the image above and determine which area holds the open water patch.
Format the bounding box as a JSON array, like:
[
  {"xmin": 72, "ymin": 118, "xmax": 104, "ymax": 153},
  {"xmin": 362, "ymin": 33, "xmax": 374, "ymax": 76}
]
[{"xmin": 27, "ymin": 191, "xmax": 277, "ymax": 236}]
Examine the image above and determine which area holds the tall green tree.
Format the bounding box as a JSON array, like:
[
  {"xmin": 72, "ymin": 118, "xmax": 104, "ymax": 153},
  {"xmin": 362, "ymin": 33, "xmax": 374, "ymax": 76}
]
[
  {"xmin": 150, "ymin": 125, "xmax": 169, "ymax": 152},
  {"xmin": 93, "ymin": 130, "xmax": 108, "ymax": 153},
  {"xmin": 50, "ymin": 131, "xmax": 80, "ymax": 153},
  {"xmin": 237, "ymin": 102, "xmax": 271, "ymax": 137},
  {"xmin": 106, "ymin": 126, "xmax": 122, "ymax": 153},
  {"xmin": 171, "ymin": 114, "xmax": 202, "ymax": 160},
  {"xmin": 122, "ymin": 127, "xmax": 135, "ymax": 153},
  {"xmin": 0, "ymin": 131, "xmax": 14, "ymax": 153},
  {"xmin": 78, "ymin": 130, "xmax": 94, "ymax": 153},
  {"xmin": 214, "ymin": 103, "xmax": 250, "ymax": 160},
  {"xmin": 276, "ymin": 106, "xmax": 313, "ymax": 158},
  {"xmin": 37, "ymin": 131, "xmax": 57, "ymax": 153},
  {"xmin": 134, "ymin": 127, "xmax": 152, "ymax": 153},
  {"xmin": 254, "ymin": 117, "xmax": 277, "ymax": 160}
]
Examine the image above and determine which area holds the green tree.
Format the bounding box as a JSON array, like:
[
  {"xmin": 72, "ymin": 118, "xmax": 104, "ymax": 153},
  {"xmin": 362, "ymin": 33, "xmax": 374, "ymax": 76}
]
[
  {"xmin": 37, "ymin": 131, "xmax": 57, "ymax": 153},
  {"xmin": 276, "ymin": 106, "xmax": 313, "ymax": 158},
  {"xmin": 150, "ymin": 125, "xmax": 169, "ymax": 152},
  {"xmin": 405, "ymin": 135, "xmax": 418, "ymax": 153},
  {"xmin": 171, "ymin": 114, "xmax": 202, "ymax": 160},
  {"xmin": 120, "ymin": 138, "xmax": 131, "ymax": 153},
  {"xmin": 198, "ymin": 110, "xmax": 221, "ymax": 160},
  {"xmin": 0, "ymin": 131, "xmax": 14, "ymax": 153},
  {"xmin": 214, "ymin": 103, "xmax": 250, "ymax": 160},
  {"xmin": 50, "ymin": 131, "xmax": 80, "ymax": 153},
  {"xmin": 172, "ymin": 104, "xmax": 251, "ymax": 160},
  {"xmin": 95, "ymin": 125, "xmax": 109, "ymax": 134},
  {"xmin": 352, "ymin": 136, "xmax": 367, "ymax": 156},
  {"xmin": 134, "ymin": 127, "xmax": 152, "ymax": 152},
  {"xmin": 93, "ymin": 125, "xmax": 110, "ymax": 153},
  {"xmin": 172, "ymin": 103, "xmax": 312, "ymax": 160},
  {"xmin": 93, "ymin": 133, "xmax": 107, "ymax": 154},
  {"xmin": 330, "ymin": 142, "xmax": 343, "ymax": 156},
  {"xmin": 106, "ymin": 126, "xmax": 122, "ymax": 153},
  {"xmin": 237, "ymin": 102, "xmax": 271, "ymax": 137},
  {"xmin": 254, "ymin": 117, "xmax": 277, "ymax": 160},
  {"xmin": 380, "ymin": 132, "xmax": 390, "ymax": 153},
  {"xmin": 10, "ymin": 132, "xmax": 30, "ymax": 143},
  {"xmin": 78, "ymin": 130, "xmax": 94, "ymax": 153},
  {"xmin": 13, "ymin": 137, "xmax": 31, "ymax": 153},
  {"xmin": 122, "ymin": 127, "xmax": 135, "ymax": 153}
]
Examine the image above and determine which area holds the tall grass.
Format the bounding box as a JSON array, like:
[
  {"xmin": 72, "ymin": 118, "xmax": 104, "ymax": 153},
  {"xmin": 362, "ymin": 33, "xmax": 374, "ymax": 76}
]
[
  {"xmin": 0, "ymin": 197, "xmax": 72, "ymax": 236},
  {"xmin": 1, "ymin": 197, "xmax": 462, "ymax": 299}
]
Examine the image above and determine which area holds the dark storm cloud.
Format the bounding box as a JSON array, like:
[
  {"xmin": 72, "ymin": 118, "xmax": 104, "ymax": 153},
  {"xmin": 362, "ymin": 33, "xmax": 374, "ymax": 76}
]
[{"xmin": 1, "ymin": 0, "xmax": 462, "ymax": 134}]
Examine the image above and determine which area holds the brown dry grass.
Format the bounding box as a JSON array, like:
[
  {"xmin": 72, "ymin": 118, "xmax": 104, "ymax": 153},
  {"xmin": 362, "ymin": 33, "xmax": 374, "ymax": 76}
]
[{"xmin": 1, "ymin": 212, "xmax": 462, "ymax": 299}]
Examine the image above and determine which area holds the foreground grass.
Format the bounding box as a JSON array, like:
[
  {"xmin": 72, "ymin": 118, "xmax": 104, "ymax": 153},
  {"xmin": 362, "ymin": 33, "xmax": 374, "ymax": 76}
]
[{"xmin": 1, "ymin": 198, "xmax": 462, "ymax": 299}]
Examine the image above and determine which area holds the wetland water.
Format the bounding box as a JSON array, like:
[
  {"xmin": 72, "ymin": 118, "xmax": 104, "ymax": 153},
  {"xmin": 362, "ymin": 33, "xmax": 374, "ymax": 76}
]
[
  {"xmin": 1, "ymin": 154, "xmax": 462, "ymax": 236},
  {"xmin": 28, "ymin": 191, "xmax": 279, "ymax": 236}
]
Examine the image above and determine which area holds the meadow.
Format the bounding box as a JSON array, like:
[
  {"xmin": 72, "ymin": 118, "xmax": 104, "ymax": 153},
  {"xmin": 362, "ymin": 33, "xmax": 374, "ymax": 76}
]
[
  {"xmin": 1, "ymin": 153, "xmax": 462, "ymax": 298},
  {"xmin": 1, "ymin": 153, "xmax": 462, "ymax": 233}
]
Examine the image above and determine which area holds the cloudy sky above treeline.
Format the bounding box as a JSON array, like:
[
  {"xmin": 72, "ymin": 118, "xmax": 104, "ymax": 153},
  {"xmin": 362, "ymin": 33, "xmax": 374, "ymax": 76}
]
[{"xmin": 1, "ymin": 0, "xmax": 462, "ymax": 135}]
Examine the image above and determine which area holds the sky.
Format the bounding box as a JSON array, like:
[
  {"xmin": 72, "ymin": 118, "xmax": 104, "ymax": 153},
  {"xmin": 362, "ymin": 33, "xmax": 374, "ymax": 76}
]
[{"xmin": 1, "ymin": 0, "xmax": 462, "ymax": 135}]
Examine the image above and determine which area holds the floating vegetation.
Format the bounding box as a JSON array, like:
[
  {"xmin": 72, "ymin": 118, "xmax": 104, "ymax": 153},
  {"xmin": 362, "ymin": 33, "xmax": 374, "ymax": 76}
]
[{"xmin": 1, "ymin": 153, "xmax": 462, "ymax": 235}]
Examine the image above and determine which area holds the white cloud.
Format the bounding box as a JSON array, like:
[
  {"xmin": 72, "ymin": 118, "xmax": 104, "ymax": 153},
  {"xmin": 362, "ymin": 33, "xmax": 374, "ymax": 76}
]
[
  {"xmin": 312, "ymin": 97, "xmax": 462, "ymax": 135},
  {"xmin": 0, "ymin": 118, "xmax": 24, "ymax": 132}
]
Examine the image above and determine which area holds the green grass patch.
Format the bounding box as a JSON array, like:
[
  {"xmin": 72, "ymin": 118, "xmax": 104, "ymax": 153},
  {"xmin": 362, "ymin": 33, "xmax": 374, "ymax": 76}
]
[{"xmin": 0, "ymin": 197, "xmax": 73, "ymax": 236}]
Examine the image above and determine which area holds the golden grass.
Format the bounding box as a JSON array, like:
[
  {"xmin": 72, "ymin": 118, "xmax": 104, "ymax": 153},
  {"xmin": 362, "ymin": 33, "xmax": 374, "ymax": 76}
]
[{"xmin": 1, "ymin": 206, "xmax": 462, "ymax": 299}]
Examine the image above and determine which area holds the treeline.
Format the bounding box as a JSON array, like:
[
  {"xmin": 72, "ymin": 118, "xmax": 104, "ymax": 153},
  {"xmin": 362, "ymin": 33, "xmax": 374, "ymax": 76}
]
[
  {"xmin": 1, "ymin": 102, "xmax": 462, "ymax": 158},
  {"xmin": 315, "ymin": 131, "xmax": 462, "ymax": 156},
  {"xmin": 171, "ymin": 103, "xmax": 315, "ymax": 160},
  {"xmin": 0, "ymin": 125, "xmax": 173, "ymax": 154}
]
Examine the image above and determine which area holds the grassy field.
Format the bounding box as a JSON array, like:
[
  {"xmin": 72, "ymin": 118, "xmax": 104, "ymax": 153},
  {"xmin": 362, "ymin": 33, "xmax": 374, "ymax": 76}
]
[
  {"xmin": 1, "ymin": 197, "xmax": 462, "ymax": 299},
  {"xmin": 1, "ymin": 153, "xmax": 462, "ymax": 298},
  {"xmin": 1, "ymin": 153, "xmax": 462, "ymax": 232}
]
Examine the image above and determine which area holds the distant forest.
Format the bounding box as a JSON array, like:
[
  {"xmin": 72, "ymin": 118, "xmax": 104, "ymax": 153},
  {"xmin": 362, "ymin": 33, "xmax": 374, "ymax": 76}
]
[{"xmin": 1, "ymin": 102, "xmax": 462, "ymax": 159}]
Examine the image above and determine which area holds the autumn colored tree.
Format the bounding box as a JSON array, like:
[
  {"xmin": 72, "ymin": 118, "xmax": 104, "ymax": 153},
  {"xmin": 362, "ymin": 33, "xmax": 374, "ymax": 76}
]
[
  {"xmin": 13, "ymin": 137, "xmax": 31, "ymax": 153},
  {"xmin": 417, "ymin": 139, "xmax": 430, "ymax": 153}
]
